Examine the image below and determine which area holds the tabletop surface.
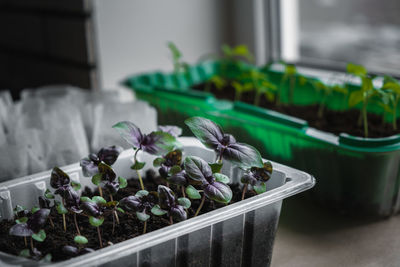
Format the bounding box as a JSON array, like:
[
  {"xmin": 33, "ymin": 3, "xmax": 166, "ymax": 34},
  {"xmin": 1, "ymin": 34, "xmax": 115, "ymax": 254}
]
[{"xmin": 272, "ymin": 194, "xmax": 400, "ymax": 267}]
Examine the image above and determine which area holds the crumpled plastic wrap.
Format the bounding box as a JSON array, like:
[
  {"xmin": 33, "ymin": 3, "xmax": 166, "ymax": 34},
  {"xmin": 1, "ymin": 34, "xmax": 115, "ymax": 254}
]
[{"xmin": 0, "ymin": 86, "xmax": 157, "ymax": 182}]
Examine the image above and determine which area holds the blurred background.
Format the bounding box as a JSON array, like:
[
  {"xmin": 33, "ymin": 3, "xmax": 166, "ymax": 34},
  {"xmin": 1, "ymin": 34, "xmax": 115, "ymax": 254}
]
[{"xmin": 1, "ymin": 0, "xmax": 400, "ymax": 266}]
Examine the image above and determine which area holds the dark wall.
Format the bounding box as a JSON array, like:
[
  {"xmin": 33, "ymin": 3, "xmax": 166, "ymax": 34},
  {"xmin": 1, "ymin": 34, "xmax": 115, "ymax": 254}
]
[{"xmin": 0, "ymin": 0, "xmax": 98, "ymax": 99}]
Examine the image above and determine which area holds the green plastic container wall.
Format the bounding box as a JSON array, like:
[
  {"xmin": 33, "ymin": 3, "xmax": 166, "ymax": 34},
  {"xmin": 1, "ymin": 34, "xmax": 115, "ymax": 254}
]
[{"xmin": 124, "ymin": 60, "xmax": 400, "ymax": 217}]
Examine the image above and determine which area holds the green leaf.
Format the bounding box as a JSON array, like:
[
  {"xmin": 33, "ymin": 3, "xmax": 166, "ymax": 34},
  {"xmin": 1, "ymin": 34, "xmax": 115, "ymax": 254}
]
[
  {"xmin": 92, "ymin": 174, "xmax": 102, "ymax": 186},
  {"xmin": 89, "ymin": 216, "xmax": 104, "ymax": 227},
  {"xmin": 56, "ymin": 202, "xmax": 68, "ymax": 214},
  {"xmin": 169, "ymin": 165, "xmax": 181, "ymax": 175},
  {"xmin": 44, "ymin": 189, "xmax": 55, "ymax": 199},
  {"xmin": 347, "ymin": 63, "xmax": 367, "ymax": 77},
  {"xmin": 74, "ymin": 235, "xmax": 88, "ymax": 245},
  {"xmin": 177, "ymin": 197, "xmax": 191, "ymax": 209},
  {"xmin": 32, "ymin": 229, "xmax": 46, "ymax": 242},
  {"xmin": 135, "ymin": 190, "xmax": 149, "ymax": 198},
  {"xmin": 151, "ymin": 204, "xmax": 167, "ymax": 216},
  {"xmin": 19, "ymin": 249, "xmax": 30, "ymax": 258},
  {"xmin": 153, "ymin": 157, "xmax": 166, "ymax": 167},
  {"xmin": 15, "ymin": 217, "xmax": 28, "ymax": 224},
  {"xmin": 348, "ymin": 90, "xmax": 364, "ymax": 107},
  {"xmin": 209, "ymin": 162, "xmax": 223, "ymax": 173},
  {"xmin": 80, "ymin": 196, "xmax": 93, "ymax": 203},
  {"xmin": 185, "ymin": 185, "xmax": 201, "ymax": 200},
  {"xmin": 214, "ymin": 173, "xmax": 230, "ymax": 184},
  {"xmin": 117, "ymin": 207, "xmax": 125, "ymax": 213},
  {"xmin": 254, "ymin": 183, "xmax": 267, "ymax": 195},
  {"xmin": 131, "ymin": 160, "xmax": 146, "ymax": 170},
  {"xmin": 92, "ymin": 196, "xmax": 106, "ymax": 205},
  {"xmin": 71, "ymin": 181, "xmax": 81, "ymax": 191},
  {"xmin": 118, "ymin": 177, "xmax": 127, "ymax": 189},
  {"xmin": 285, "ymin": 64, "xmax": 297, "ymax": 76},
  {"xmin": 136, "ymin": 211, "xmax": 150, "ymax": 222},
  {"xmin": 31, "ymin": 206, "xmax": 40, "ymax": 214}
]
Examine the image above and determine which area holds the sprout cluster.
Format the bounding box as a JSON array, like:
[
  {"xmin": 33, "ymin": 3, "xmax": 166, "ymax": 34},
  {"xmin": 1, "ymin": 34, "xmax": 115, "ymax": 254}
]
[{"xmin": 7, "ymin": 117, "xmax": 272, "ymax": 262}]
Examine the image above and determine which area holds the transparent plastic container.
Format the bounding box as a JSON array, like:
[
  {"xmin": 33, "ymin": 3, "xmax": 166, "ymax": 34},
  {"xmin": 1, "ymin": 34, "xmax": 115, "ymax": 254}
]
[{"xmin": 0, "ymin": 137, "xmax": 315, "ymax": 267}]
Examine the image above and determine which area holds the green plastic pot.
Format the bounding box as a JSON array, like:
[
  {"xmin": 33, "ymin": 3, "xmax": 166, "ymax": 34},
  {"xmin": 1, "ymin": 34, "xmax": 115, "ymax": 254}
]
[{"xmin": 124, "ymin": 60, "xmax": 400, "ymax": 217}]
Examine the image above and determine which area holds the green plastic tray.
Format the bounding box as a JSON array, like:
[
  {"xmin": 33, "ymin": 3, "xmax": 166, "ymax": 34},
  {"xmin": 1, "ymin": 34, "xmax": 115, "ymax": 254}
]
[{"xmin": 124, "ymin": 61, "xmax": 400, "ymax": 217}]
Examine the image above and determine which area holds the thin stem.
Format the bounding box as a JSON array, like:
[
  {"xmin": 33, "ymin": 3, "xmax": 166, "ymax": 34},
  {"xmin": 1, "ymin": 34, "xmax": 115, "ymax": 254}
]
[
  {"xmin": 49, "ymin": 216, "xmax": 55, "ymax": 228},
  {"xmin": 114, "ymin": 210, "xmax": 120, "ymax": 225},
  {"xmin": 143, "ymin": 221, "xmax": 147, "ymax": 234},
  {"xmin": 30, "ymin": 237, "xmax": 34, "ymax": 252},
  {"xmin": 134, "ymin": 149, "xmax": 145, "ymax": 190},
  {"xmin": 194, "ymin": 194, "xmax": 206, "ymax": 217},
  {"xmin": 97, "ymin": 227, "xmax": 103, "ymax": 248},
  {"xmin": 289, "ymin": 76, "xmax": 295, "ymax": 104},
  {"xmin": 109, "ymin": 194, "xmax": 113, "ymax": 202},
  {"xmin": 98, "ymin": 186, "xmax": 103, "ymax": 198},
  {"xmin": 62, "ymin": 213, "xmax": 66, "ymax": 232},
  {"xmin": 241, "ymin": 184, "xmax": 248, "ymax": 200},
  {"xmin": 363, "ymin": 100, "xmax": 368, "ymax": 138},
  {"xmin": 181, "ymin": 186, "xmax": 186, "ymax": 198},
  {"xmin": 24, "ymin": 237, "xmax": 27, "ymax": 247},
  {"xmin": 73, "ymin": 213, "xmax": 80, "ymax": 235},
  {"xmin": 169, "ymin": 216, "xmax": 173, "ymax": 225}
]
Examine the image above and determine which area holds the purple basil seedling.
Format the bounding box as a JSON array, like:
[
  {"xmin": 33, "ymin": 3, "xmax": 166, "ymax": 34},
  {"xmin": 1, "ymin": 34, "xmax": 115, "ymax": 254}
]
[
  {"xmin": 113, "ymin": 121, "xmax": 180, "ymax": 190},
  {"xmin": 120, "ymin": 190, "xmax": 155, "ymax": 234},
  {"xmin": 80, "ymin": 145, "xmax": 123, "ymax": 197},
  {"xmin": 9, "ymin": 209, "xmax": 50, "ymax": 252},
  {"xmin": 184, "ymin": 156, "xmax": 232, "ymax": 216},
  {"xmin": 241, "ymin": 161, "xmax": 273, "ymax": 200},
  {"xmin": 151, "ymin": 185, "xmax": 190, "ymax": 224},
  {"xmin": 185, "ymin": 117, "xmax": 263, "ymax": 169},
  {"xmin": 80, "ymin": 197, "xmax": 106, "ymax": 248},
  {"xmin": 62, "ymin": 245, "xmax": 94, "ymax": 257},
  {"xmin": 50, "ymin": 167, "xmax": 82, "ymax": 233}
]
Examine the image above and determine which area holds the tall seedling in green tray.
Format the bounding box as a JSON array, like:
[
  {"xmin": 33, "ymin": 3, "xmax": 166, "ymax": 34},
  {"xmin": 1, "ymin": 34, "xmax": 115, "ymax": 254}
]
[{"xmin": 380, "ymin": 76, "xmax": 400, "ymax": 130}]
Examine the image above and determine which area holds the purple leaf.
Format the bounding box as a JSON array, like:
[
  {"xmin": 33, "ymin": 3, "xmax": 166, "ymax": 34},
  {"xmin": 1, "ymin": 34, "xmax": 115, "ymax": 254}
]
[
  {"xmin": 119, "ymin": 196, "xmax": 141, "ymax": 212},
  {"xmin": 81, "ymin": 248, "xmax": 95, "ymax": 255},
  {"xmin": 185, "ymin": 117, "xmax": 224, "ymax": 150},
  {"xmin": 170, "ymin": 205, "xmax": 187, "ymax": 221},
  {"xmin": 38, "ymin": 196, "xmax": 51, "ymax": 209},
  {"xmin": 158, "ymin": 185, "xmax": 176, "ymax": 210},
  {"xmin": 167, "ymin": 170, "xmax": 188, "ymax": 186},
  {"xmin": 27, "ymin": 209, "xmax": 50, "ymax": 233},
  {"xmin": 98, "ymin": 145, "xmax": 123, "ymax": 165},
  {"xmin": 50, "ymin": 167, "xmax": 70, "ymax": 189},
  {"xmin": 158, "ymin": 150, "xmax": 182, "ymax": 178},
  {"xmin": 80, "ymin": 202, "xmax": 102, "ymax": 217},
  {"xmin": 80, "ymin": 157, "xmax": 98, "ymax": 177},
  {"xmin": 223, "ymin": 143, "xmax": 263, "ymax": 169},
  {"xmin": 141, "ymin": 131, "xmax": 178, "ymax": 155},
  {"xmin": 104, "ymin": 181, "xmax": 120, "ymax": 195},
  {"xmin": 98, "ymin": 163, "xmax": 117, "ymax": 182},
  {"xmin": 184, "ymin": 156, "xmax": 213, "ymax": 182},
  {"xmin": 203, "ymin": 182, "xmax": 232, "ymax": 204},
  {"xmin": 112, "ymin": 121, "xmax": 143, "ymax": 148},
  {"xmin": 241, "ymin": 162, "xmax": 273, "ymax": 185},
  {"xmin": 158, "ymin": 125, "xmax": 182, "ymax": 137},
  {"xmin": 9, "ymin": 223, "xmax": 33, "ymax": 237}
]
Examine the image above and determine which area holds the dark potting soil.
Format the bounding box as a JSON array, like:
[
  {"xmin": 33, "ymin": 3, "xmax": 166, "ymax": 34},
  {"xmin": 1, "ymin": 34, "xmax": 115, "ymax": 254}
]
[
  {"xmin": 0, "ymin": 170, "xmax": 256, "ymax": 263},
  {"xmin": 192, "ymin": 82, "xmax": 399, "ymax": 138}
]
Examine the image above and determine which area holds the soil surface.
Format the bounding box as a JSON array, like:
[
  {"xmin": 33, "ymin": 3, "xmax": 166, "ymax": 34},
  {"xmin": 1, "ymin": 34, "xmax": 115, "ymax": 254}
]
[
  {"xmin": 0, "ymin": 170, "xmax": 256, "ymax": 263},
  {"xmin": 192, "ymin": 82, "xmax": 399, "ymax": 138}
]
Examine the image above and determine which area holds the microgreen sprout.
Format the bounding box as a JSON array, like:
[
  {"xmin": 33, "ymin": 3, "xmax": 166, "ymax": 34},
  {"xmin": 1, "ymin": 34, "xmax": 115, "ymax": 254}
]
[
  {"xmin": 167, "ymin": 41, "xmax": 189, "ymax": 74},
  {"xmin": 80, "ymin": 197, "xmax": 106, "ymax": 248},
  {"xmin": 347, "ymin": 63, "xmax": 378, "ymax": 137},
  {"xmin": 120, "ymin": 190, "xmax": 154, "ymax": 234},
  {"xmin": 241, "ymin": 162, "xmax": 273, "ymax": 200},
  {"xmin": 185, "ymin": 117, "xmax": 263, "ymax": 169},
  {"xmin": 151, "ymin": 185, "xmax": 190, "ymax": 224},
  {"xmin": 380, "ymin": 76, "xmax": 400, "ymax": 130},
  {"xmin": 312, "ymin": 81, "xmax": 348, "ymax": 118},
  {"xmin": 80, "ymin": 145, "xmax": 123, "ymax": 197},
  {"xmin": 205, "ymin": 75, "xmax": 227, "ymax": 93},
  {"xmin": 113, "ymin": 121, "xmax": 180, "ymax": 190},
  {"xmin": 50, "ymin": 167, "xmax": 82, "ymax": 233},
  {"xmin": 9, "ymin": 209, "xmax": 50, "ymax": 252},
  {"xmin": 184, "ymin": 156, "xmax": 232, "ymax": 216}
]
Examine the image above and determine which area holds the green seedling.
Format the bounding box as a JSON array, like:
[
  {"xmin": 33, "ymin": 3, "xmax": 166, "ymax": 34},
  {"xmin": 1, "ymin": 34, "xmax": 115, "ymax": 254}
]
[
  {"xmin": 167, "ymin": 42, "xmax": 188, "ymax": 74},
  {"xmin": 312, "ymin": 81, "xmax": 348, "ymax": 118},
  {"xmin": 380, "ymin": 76, "xmax": 400, "ymax": 130}
]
